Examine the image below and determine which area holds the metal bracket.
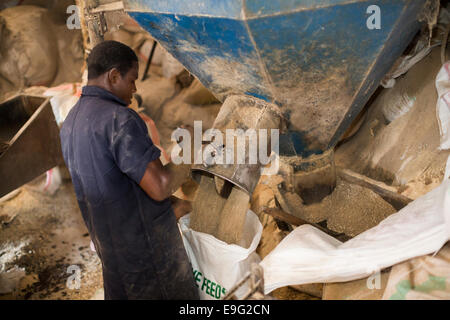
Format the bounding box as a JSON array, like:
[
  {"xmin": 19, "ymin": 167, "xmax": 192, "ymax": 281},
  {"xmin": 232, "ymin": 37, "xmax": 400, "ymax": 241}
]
[
  {"xmin": 83, "ymin": 1, "xmax": 125, "ymax": 46},
  {"xmin": 85, "ymin": 11, "xmax": 107, "ymax": 36},
  {"xmin": 223, "ymin": 264, "xmax": 267, "ymax": 300}
]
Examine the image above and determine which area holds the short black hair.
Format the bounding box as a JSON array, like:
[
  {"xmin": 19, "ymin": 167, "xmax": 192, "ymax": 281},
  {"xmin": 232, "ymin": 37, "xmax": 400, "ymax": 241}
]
[{"xmin": 87, "ymin": 40, "xmax": 138, "ymax": 79}]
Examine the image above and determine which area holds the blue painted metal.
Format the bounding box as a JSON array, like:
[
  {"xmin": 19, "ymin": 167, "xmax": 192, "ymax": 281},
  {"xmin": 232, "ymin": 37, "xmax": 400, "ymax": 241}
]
[{"xmin": 124, "ymin": 0, "xmax": 426, "ymax": 157}]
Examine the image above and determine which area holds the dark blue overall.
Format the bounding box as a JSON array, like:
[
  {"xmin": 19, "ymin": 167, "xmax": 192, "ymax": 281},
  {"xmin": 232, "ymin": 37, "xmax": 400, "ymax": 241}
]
[{"xmin": 60, "ymin": 86, "xmax": 198, "ymax": 300}]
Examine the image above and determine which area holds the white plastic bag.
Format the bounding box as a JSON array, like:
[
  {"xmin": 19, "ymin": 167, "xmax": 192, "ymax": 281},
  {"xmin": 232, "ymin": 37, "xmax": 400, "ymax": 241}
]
[
  {"xmin": 261, "ymin": 156, "xmax": 450, "ymax": 294},
  {"xmin": 44, "ymin": 84, "xmax": 81, "ymax": 126},
  {"xmin": 179, "ymin": 210, "xmax": 262, "ymax": 300},
  {"xmin": 381, "ymin": 91, "xmax": 416, "ymax": 123},
  {"xmin": 435, "ymin": 62, "xmax": 450, "ymax": 150},
  {"xmin": 25, "ymin": 166, "xmax": 62, "ymax": 196},
  {"xmin": 444, "ymin": 156, "xmax": 450, "ymax": 238},
  {"xmin": 42, "ymin": 166, "xmax": 62, "ymax": 195}
]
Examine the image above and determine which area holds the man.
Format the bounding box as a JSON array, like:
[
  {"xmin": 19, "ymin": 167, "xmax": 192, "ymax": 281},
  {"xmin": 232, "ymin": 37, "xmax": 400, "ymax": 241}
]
[{"xmin": 60, "ymin": 40, "xmax": 199, "ymax": 300}]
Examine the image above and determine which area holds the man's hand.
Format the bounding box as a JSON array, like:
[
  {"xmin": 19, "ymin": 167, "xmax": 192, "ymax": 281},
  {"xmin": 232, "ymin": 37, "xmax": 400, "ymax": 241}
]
[
  {"xmin": 139, "ymin": 158, "xmax": 172, "ymax": 202},
  {"xmin": 170, "ymin": 196, "xmax": 192, "ymax": 221},
  {"xmin": 138, "ymin": 158, "xmax": 191, "ymax": 202}
]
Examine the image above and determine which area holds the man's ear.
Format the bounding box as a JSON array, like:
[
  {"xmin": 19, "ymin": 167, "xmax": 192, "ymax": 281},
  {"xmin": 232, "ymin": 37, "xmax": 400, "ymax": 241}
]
[{"xmin": 107, "ymin": 68, "xmax": 121, "ymax": 85}]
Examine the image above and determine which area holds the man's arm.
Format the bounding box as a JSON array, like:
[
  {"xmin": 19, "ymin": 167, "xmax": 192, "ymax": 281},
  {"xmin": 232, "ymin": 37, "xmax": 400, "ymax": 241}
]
[
  {"xmin": 170, "ymin": 196, "xmax": 193, "ymax": 221},
  {"xmin": 139, "ymin": 159, "xmax": 192, "ymax": 202},
  {"xmin": 139, "ymin": 158, "xmax": 172, "ymax": 202},
  {"xmin": 139, "ymin": 159, "xmax": 193, "ymax": 221}
]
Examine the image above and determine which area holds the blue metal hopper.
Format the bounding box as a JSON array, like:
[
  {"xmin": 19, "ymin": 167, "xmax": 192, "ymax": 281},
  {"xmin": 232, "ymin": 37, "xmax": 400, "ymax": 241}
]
[{"xmin": 124, "ymin": 0, "xmax": 426, "ymax": 158}]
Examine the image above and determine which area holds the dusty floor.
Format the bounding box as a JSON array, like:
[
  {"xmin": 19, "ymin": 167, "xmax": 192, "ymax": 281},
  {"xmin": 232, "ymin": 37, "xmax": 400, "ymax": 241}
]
[{"xmin": 0, "ymin": 180, "xmax": 103, "ymax": 300}]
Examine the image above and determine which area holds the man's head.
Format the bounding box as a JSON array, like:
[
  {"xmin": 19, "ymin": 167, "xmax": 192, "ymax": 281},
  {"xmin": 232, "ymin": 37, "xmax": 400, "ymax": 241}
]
[{"xmin": 87, "ymin": 40, "xmax": 139, "ymax": 105}]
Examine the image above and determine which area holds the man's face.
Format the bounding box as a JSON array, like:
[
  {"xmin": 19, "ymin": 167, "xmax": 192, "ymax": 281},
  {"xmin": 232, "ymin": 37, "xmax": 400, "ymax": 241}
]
[{"xmin": 110, "ymin": 62, "xmax": 138, "ymax": 105}]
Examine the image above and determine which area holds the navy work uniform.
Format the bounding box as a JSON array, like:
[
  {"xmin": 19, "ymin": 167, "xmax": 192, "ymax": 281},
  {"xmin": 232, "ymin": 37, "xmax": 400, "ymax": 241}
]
[{"xmin": 60, "ymin": 86, "xmax": 199, "ymax": 300}]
